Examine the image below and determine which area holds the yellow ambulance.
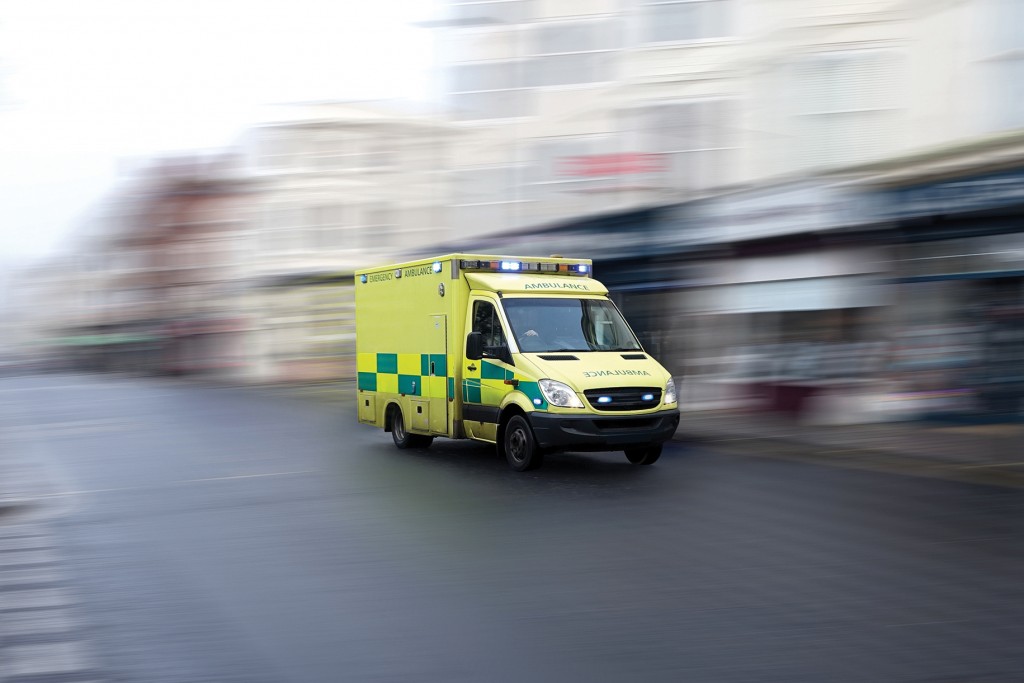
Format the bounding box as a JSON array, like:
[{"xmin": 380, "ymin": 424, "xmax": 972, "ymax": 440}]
[{"xmin": 354, "ymin": 254, "xmax": 680, "ymax": 471}]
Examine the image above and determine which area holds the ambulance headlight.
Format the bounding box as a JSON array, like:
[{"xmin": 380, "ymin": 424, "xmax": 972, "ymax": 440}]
[
  {"xmin": 664, "ymin": 378, "xmax": 677, "ymax": 405},
  {"xmin": 538, "ymin": 379, "xmax": 584, "ymax": 408}
]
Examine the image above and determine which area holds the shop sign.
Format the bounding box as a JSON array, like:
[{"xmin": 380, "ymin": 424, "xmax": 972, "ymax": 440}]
[
  {"xmin": 880, "ymin": 168, "xmax": 1024, "ymax": 220},
  {"xmin": 678, "ymin": 181, "xmax": 870, "ymax": 245}
]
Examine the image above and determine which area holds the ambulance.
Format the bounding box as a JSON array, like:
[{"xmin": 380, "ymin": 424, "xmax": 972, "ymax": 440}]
[{"xmin": 354, "ymin": 254, "xmax": 680, "ymax": 471}]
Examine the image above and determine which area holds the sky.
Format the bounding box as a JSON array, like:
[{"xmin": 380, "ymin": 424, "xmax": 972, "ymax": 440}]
[{"xmin": 0, "ymin": 0, "xmax": 436, "ymax": 265}]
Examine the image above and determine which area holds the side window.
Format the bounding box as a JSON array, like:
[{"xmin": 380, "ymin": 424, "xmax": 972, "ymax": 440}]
[
  {"xmin": 472, "ymin": 300, "xmax": 508, "ymax": 350},
  {"xmin": 591, "ymin": 305, "xmax": 620, "ymax": 348}
]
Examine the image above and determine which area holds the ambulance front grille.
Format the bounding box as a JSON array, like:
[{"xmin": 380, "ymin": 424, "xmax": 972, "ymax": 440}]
[{"xmin": 583, "ymin": 387, "xmax": 662, "ymax": 411}]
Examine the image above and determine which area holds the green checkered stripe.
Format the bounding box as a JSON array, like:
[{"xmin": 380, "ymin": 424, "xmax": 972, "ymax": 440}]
[
  {"xmin": 357, "ymin": 352, "xmax": 452, "ymax": 399},
  {"xmin": 463, "ymin": 360, "xmax": 547, "ymax": 409}
]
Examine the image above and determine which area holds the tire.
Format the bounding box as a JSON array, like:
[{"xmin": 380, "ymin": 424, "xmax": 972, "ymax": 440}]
[
  {"xmin": 390, "ymin": 406, "xmax": 433, "ymax": 449},
  {"xmin": 503, "ymin": 415, "xmax": 543, "ymax": 471},
  {"xmin": 625, "ymin": 444, "xmax": 662, "ymax": 465}
]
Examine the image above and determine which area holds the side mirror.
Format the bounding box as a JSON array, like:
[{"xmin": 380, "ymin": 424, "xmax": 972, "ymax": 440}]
[{"xmin": 466, "ymin": 332, "xmax": 484, "ymax": 360}]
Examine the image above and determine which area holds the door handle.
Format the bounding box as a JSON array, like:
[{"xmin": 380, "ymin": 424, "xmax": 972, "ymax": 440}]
[{"xmin": 467, "ymin": 364, "xmax": 477, "ymax": 371}]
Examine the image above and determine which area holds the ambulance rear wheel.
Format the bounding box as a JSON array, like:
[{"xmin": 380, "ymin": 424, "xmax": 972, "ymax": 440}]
[
  {"xmin": 625, "ymin": 445, "xmax": 662, "ymax": 465},
  {"xmin": 503, "ymin": 415, "xmax": 543, "ymax": 471},
  {"xmin": 390, "ymin": 406, "xmax": 433, "ymax": 449}
]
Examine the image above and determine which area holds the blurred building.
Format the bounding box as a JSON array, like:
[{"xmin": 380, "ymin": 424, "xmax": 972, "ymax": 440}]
[
  {"xmin": 425, "ymin": 0, "xmax": 923, "ymax": 233},
  {"xmin": 416, "ymin": 0, "xmax": 1024, "ymax": 423},
  {"xmin": 236, "ymin": 102, "xmax": 457, "ymax": 382},
  {"xmin": 850, "ymin": 131, "xmax": 1024, "ymax": 422},
  {"xmin": 12, "ymin": 0, "xmax": 1024, "ymax": 421},
  {"xmin": 14, "ymin": 102, "xmax": 458, "ymax": 384},
  {"xmin": 46, "ymin": 155, "xmax": 252, "ymax": 377}
]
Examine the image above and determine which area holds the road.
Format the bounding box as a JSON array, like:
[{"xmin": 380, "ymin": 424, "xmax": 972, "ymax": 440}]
[{"xmin": 2, "ymin": 373, "xmax": 1024, "ymax": 683}]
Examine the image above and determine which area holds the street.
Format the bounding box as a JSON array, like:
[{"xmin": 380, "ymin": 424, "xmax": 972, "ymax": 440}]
[{"xmin": 2, "ymin": 374, "xmax": 1024, "ymax": 683}]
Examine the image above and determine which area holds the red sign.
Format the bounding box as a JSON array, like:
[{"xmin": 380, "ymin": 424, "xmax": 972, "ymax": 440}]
[{"xmin": 558, "ymin": 153, "xmax": 666, "ymax": 177}]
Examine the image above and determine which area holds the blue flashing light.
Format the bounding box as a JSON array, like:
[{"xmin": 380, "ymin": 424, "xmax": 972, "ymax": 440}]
[
  {"xmin": 597, "ymin": 396, "xmax": 612, "ymax": 404},
  {"xmin": 533, "ymin": 398, "xmax": 542, "ymax": 405},
  {"xmin": 432, "ymin": 261, "xmax": 443, "ymax": 274},
  {"xmin": 578, "ymin": 264, "xmax": 589, "ymax": 273},
  {"xmin": 500, "ymin": 261, "xmax": 522, "ymax": 271},
  {"xmin": 642, "ymin": 393, "xmax": 655, "ymax": 401},
  {"xmin": 360, "ymin": 274, "xmax": 368, "ymax": 284}
]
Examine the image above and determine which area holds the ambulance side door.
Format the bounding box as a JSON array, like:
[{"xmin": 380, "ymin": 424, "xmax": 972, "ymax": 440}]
[{"xmin": 462, "ymin": 296, "xmax": 514, "ymax": 442}]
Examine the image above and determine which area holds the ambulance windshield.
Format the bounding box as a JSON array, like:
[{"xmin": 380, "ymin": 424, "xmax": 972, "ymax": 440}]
[{"xmin": 503, "ymin": 298, "xmax": 642, "ymax": 353}]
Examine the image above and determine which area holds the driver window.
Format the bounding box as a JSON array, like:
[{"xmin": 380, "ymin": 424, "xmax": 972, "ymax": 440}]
[
  {"xmin": 592, "ymin": 306, "xmax": 618, "ymax": 348},
  {"xmin": 472, "ymin": 300, "xmax": 508, "ymax": 350}
]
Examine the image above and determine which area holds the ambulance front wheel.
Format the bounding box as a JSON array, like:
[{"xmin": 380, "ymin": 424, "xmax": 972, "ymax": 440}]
[
  {"xmin": 625, "ymin": 444, "xmax": 662, "ymax": 465},
  {"xmin": 503, "ymin": 415, "xmax": 543, "ymax": 471},
  {"xmin": 389, "ymin": 405, "xmax": 433, "ymax": 449}
]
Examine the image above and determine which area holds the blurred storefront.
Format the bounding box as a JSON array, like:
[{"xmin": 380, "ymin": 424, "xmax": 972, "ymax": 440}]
[
  {"xmin": 663, "ymin": 181, "xmax": 893, "ymax": 422},
  {"xmin": 161, "ymin": 316, "xmax": 249, "ymax": 376},
  {"xmin": 254, "ymin": 272, "xmax": 355, "ymax": 384},
  {"xmin": 869, "ymin": 159, "xmax": 1024, "ymax": 423}
]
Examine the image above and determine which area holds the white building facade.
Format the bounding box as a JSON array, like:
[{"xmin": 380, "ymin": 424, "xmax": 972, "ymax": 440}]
[
  {"xmin": 235, "ymin": 103, "xmax": 458, "ymax": 382},
  {"xmin": 429, "ymin": 0, "xmax": 1022, "ymax": 235}
]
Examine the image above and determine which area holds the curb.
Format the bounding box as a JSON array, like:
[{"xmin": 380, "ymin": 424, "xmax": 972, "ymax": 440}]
[{"xmin": 674, "ymin": 430, "xmax": 1024, "ymax": 489}]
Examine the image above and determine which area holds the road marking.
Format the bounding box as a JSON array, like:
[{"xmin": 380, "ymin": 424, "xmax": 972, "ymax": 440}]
[
  {"xmin": 0, "ymin": 536, "xmax": 55, "ymax": 551},
  {"xmin": 34, "ymin": 487, "xmax": 143, "ymax": 497},
  {"xmin": 0, "ymin": 549, "xmax": 61, "ymax": 567},
  {"xmin": 6, "ymin": 641, "xmax": 98, "ymax": 677},
  {"xmin": 32, "ymin": 470, "xmax": 319, "ymax": 498},
  {"xmin": 183, "ymin": 470, "xmax": 317, "ymax": 483},
  {"xmin": 957, "ymin": 461, "xmax": 1024, "ymax": 469},
  {"xmin": 0, "ymin": 587, "xmax": 77, "ymax": 610},
  {"xmin": 0, "ymin": 607, "xmax": 81, "ymax": 636},
  {"xmin": 884, "ymin": 619, "xmax": 971, "ymax": 627}
]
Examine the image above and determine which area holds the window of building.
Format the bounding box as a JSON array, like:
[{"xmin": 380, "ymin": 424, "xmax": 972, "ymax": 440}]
[
  {"xmin": 311, "ymin": 204, "xmax": 348, "ymax": 250},
  {"xmin": 792, "ymin": 50, "xmax": 904, "ymax": 170},
  {"xmin": 450, "ymin": 0, "xmax": 531, "ymax": 25},
  {"xmin": 259, "ymin": 131, "xmax": 294, "ymax": 170},
  {"xmin": 312, "ymin": 130, "xmax": 348, "ymax": 171},
  {"xmin": 365, "ymin": 140, "xmax": 397, "ymax": 171},
  {"xmin": 978, "ymin": 0, "xmax": 1024, "ymax": 132},
  {"xmin": 363, "ymin": 205, "xmax": 395, "ymax": 249},
  {"xmin": 527, "ymin": 20, "xmax": 619, "ymax": 87},
  {"xmin": 640, "ymin": 0, "xmax": 735, "ymax": 44},
  {"xmin": 452, "ymin": 165, "xmax": 530, "ymax": 232},
  {"xmin": 450, "ymin": 59, "xmax": 533, "ymax": 120},
  {"xmin": 632, "ymin": 99, "xmax": 738, "ymax": 192}
]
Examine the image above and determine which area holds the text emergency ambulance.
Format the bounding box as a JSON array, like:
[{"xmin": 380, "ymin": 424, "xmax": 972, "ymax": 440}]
[{"xmin": 354, "ymin": 254, "xmax": 680, "ymax": 471}]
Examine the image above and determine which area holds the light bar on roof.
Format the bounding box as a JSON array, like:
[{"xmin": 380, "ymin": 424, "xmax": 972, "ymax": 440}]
[{"xmin": 459, "ymin": 259, "xmax": 591, "ymax": 276}]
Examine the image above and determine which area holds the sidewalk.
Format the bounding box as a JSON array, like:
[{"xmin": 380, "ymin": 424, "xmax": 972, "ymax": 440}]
[{"xmin": 676, "ymin": 409, "xmax": 1024, "ymax": 487}]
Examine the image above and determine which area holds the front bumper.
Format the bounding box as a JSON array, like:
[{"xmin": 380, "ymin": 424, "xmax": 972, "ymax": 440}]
[{"xmin": 527, "ymin": 408, "xmax": 680, "ymax": 452}]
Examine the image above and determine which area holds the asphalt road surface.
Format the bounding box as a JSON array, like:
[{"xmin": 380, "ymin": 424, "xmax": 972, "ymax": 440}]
[{"xmin": 2, "ymin": 374, "xmax": 1023, "ymax": 683}]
